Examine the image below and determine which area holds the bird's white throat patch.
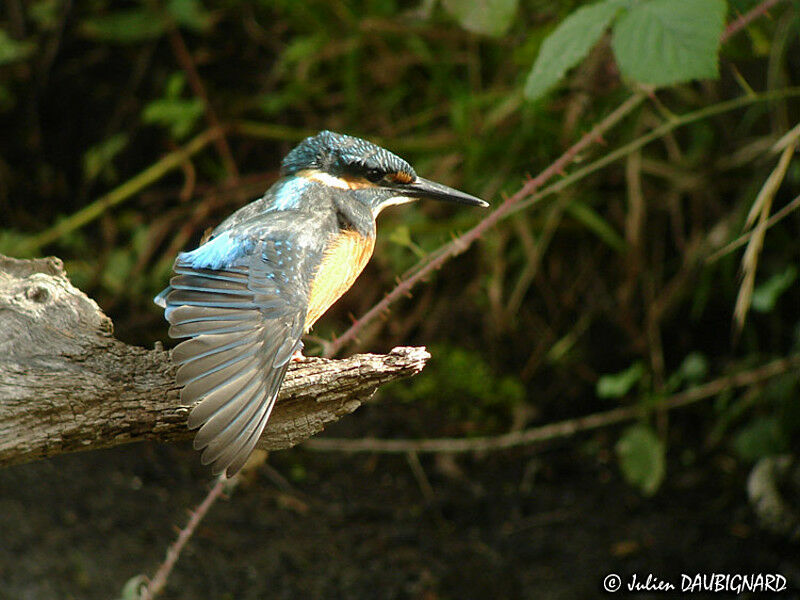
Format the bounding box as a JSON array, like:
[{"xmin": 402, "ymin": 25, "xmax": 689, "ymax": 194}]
[{"xmin": 373, "ymin": 195, "xmax": 415, "ymax": 217}]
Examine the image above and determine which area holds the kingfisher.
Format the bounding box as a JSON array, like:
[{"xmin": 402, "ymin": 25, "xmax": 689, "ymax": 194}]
[{"xmin": 155, "ymin": 130, "xmax": 487, "ymax": 477}]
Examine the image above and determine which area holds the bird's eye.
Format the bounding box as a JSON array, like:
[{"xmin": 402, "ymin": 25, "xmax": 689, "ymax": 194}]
[{"xmin": 365, "ymin": 168, "xmax": 385, "ymax": 183}]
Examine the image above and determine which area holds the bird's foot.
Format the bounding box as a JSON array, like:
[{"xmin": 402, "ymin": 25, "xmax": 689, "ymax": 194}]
[{"xmin": 291, "ymin": 349, "xmax": 308, "ymax": 362}]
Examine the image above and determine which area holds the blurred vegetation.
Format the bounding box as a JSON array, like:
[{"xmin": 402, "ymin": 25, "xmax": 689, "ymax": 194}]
[{"xmin": 1, "ymin": 0, "xmax": 799, "ymax": 499}]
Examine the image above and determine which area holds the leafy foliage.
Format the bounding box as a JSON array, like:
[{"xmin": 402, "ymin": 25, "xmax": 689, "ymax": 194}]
[
  {"xmin": 733, "ymin": 416, "xmax": 789, "ymax": 461},
  {"xmin": 442, "ymin": 0, "xmax": 519, "ymax": 37},
  {"xmin": 525, "ymin": 0, "xmax": 626, "ymax": 101},
  {"xmin": 616, "ymin": 424, "xmax": 666, "ymax": 496},
  {"xmin": 526, "ymin": 0, "xmax": 728, "ymax": 99},
  {"xmin": 79, "ymin": 9, "xmax": 169, "ymax": 43},
  {"xmin": 751, "ymin": 265, "xmax": 797, "ymax": 313},
  {"xmin": 83, "ymin": 134, "xmax": 129, "ymax": 185},
  {"xmin": 79, "ymin": 1, "xmax": 212, "ymax": 43},
  {"xmin": 0, "ymin": 29, "xmax": 34, "ymax": 65},
  {"xmin": 597, "ymin": 362, "xmax": 645, "ymax": 399},
  {"xmin": 1, "ymin": 0, "xmax": 799, "ymax": 503},
  {"xmin": 391, "ymin": 345, "xmax": 525, "ymax": 432},
  {"xmin": 142, "ymin": 73, "xmax": 205, "ymax": 140},
  {"xmin": 612, "ymin": 0, "xmax": 727, "ymax": 86}
]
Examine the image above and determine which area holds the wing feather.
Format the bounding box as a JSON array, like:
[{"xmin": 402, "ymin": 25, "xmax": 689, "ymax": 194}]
[
  {"xmin": 185, "ymin": 369, "xmax": 261, "ymax": 428},
  {"xmin": 157, "ymin": 236, "xmax": 317, "ymax": 477},
  {"xmin": 169, "ymin": 319, "xmax": 255, "ymax": 338},
  {"xmin": 212, "ymin": 362, "xmax": 289, "ymax": 473}
]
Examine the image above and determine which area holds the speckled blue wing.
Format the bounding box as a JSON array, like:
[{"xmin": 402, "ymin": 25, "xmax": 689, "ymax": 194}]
[{"xmin": 156, "ymin": 233, "xmax": 318, "ymax": 477}]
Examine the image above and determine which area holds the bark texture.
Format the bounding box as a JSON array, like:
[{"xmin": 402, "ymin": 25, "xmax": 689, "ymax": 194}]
[{"xmin": 0, "ymin": 255, "xmax": 429, "ymax": 468}]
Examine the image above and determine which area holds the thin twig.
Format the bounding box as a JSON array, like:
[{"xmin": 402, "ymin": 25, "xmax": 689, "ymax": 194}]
[
  {"xmin": 511, "ymin": 87, "xmax": 800, "ymax": 217},
  {"xmin": 324, "ymin": 93, "xmax": 647, "ymax": 356},
  {"xmin": 733, "ymin": 139, "xmax": 797, "ymax": 333},
  {"xmin": 406, "ymin": 451, "xmax": 435, "ymax": 501},
  {"xmin": 324, "ymin": 3, "xmax": 791, "ymax": 357},
  {"xmin": 304, "ymin": 355, "xmax": 800, "ymax": 454},
  {"xmin": 707, "ymin": 192, "xmax": 800, "ymax": 263},
  {"xmin": 327, "ymin": 85, "xmax": 800, "ymax": 356},
  {"xmin": 167, "ymin": 27, "xmax": 240, "ymax": 182},
  {"xmin": 143, "ymin": 475, "xmax": 236, "ymax": 599},
  {"xmin": 720, "ymin": 0, "xmax": 785, "ymax": 43}
]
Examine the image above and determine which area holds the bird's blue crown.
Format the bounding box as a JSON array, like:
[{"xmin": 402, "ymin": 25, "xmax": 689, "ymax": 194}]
[{"xmin": 280, "ymin": 131, "xmax": 416, "ymax": 183}]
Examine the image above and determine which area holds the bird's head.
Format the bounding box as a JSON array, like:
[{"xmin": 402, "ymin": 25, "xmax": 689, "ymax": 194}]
[{"xmin": 280, "ymin": 131, "xmax": 488, "ymax": 216}]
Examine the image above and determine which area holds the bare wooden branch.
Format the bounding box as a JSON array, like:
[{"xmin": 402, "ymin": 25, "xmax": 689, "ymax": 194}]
[{"xmin": 0, "ymin": 255, "xmax": 430, "ymax": 468}]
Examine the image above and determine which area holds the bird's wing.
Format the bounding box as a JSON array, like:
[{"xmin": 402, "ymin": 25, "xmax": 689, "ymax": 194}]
[{"xmin": 157, "ymin": 232, "xmax": 320, "ymax": 477}]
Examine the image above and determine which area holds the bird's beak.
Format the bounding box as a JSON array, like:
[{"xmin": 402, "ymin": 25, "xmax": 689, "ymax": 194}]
[{"xmin": 400, "ymin": 177, "xmax": 489, "ymax": 208}]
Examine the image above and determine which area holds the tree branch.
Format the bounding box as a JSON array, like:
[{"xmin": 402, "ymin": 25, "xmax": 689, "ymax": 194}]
[{"xmin": 0, "ymin": 255, "xmax": 430, "ymax": 468}]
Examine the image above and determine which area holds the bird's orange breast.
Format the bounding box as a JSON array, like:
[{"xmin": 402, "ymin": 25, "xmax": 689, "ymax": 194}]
[{"xmin": 305, "ymin": 229, "xmax": 375, "ymax": 329}]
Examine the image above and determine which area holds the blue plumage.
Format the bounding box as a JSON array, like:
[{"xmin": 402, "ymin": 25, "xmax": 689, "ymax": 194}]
[
  {"xmin": 271, "ymin": 177, "xmax": 311, "ymax": 211},
  {"xmin": 179, "ymin": 231, "xmax": 254, "ymax": 271}
]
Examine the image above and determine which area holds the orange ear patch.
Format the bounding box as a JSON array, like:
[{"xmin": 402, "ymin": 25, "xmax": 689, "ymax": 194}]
[{"xmin": 389, "ymin": 171, "xmax": 414, "ymax": 184}]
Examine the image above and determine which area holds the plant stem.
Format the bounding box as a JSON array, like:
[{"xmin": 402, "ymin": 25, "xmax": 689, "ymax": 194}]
[
  {"xmin": 305, "ymin": 355, "xmax": 800, "ymax": 453},
  {"xmin": 721, "ymin": 0, "xmax": 785, "ymax": 43},
  {"xmin": 142, "ymin": 475, "xmax": 235, "ymax": 599},
  {"xmin": 19, "ymin": 128, "xmax": 222, "ymax": 255},
  {"xmin": 326, "ymin": 85, "xmax": 800, "ymax": 356},
  {"xmin": 323, "ymin": 0, "xmax": 793, "ymax": 356},
  {"xmin": 325, "ymin": 93, "xmax": 647, "ymax": 355},
  {"xmin": 510, "ymin": 86, "xmax": 800, "ymax": 217}
]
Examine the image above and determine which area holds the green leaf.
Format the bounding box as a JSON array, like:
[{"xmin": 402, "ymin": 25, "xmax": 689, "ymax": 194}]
[
  {"xmin": 616, "ymin": 424, "xmax": 665, "ymax": 496},
  {"xmin": 165, "ymin": 72, "xmax": 187, "ymax": 98},
  {"xmin": 611, "ymin": 0, "xmax": 727, "ymax": 87},
  {"xmin": 279, "ymin": 35, "xmax": 326, "ymax": 68},
  {"xmin": 666, "ymin": 352, "xmax": 709, "ymax": 391},
  {"xmin": 143, "ymin": 98, "xmax": 204, "ymax": 139},
  {"xmin": 597, "ymin": 361, "xmax": 645, "ymax": 398},
  {"xmin": 442, "ymin": 0, "xmax": 519, "ymax": 37},
  {"xmin": 388, "ymin": 225, "xmax": 425, "ymax": 259},
  {"xmin": 566, "ymin": 200, "xmax": 626, "ymax": 252},
  {"xmin": 29, "ymin": 0, "xmax": 61, "ymax": 30},
  {"xmin": 752, "ymin": 265, "xmax": 797, "ymax": 313},
  {"xmin": 142, "ymin": 74, "xmax": 204, "ymax": 140},
  {"xmin": 678, "ymin": 352, "xmax": 709, "ymax": 384},
  {"xmin": 524, "ymin": 0, "xmax": 627, "ymax": 101},
  {"xmin": 80, "ymin": 9, "xmax": 167, "ymax": 43},
  {"xmin": 0, "ymin": 29, "xmax": 35, "ymax": 65},
  {"xmin": 83, "ymin": 133, "xmax": 129, "ymax": 184},
  {"xmin": 166, "ymin": 0, "xmax": 214, "ymax": 32},
  {"xmin": 117, "ymin": 574, "xmax": 147, "ymax": 600},
  {"xmin": 733, "ymin": 417, "xmax": 789, "ymax": 461},
  {"xmin": 0, "ymin": 83, "xmax": 15, "ymax": 112}
]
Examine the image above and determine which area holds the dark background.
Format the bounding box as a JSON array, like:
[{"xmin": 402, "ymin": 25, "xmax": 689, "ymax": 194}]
[{"xmin": 1, "ymin": 1, "xmax": 799, "ymax": 598}]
